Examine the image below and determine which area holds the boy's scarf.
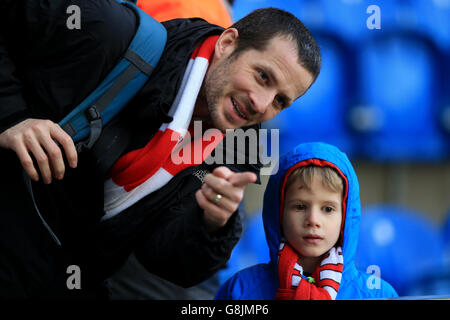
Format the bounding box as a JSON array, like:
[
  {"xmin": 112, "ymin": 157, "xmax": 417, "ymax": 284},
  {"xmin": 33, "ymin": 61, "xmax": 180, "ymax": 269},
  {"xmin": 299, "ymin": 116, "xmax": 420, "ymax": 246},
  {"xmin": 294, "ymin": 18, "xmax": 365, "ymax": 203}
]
[
  {"xmin": 103, "ymin": 35, "xmax": 223, "ymax": 220},
  {"xmin": 276, "ymin": 241, "xmax": 344, "ymax": 300}
]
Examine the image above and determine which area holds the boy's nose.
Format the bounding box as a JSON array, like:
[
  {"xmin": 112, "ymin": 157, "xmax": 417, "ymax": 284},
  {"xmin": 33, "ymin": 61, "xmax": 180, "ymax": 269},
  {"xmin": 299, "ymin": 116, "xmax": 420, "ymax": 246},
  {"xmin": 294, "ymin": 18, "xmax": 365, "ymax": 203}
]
[{"xmin": 305, "ymin": 209, "xmax": 321, "ymax": 228}]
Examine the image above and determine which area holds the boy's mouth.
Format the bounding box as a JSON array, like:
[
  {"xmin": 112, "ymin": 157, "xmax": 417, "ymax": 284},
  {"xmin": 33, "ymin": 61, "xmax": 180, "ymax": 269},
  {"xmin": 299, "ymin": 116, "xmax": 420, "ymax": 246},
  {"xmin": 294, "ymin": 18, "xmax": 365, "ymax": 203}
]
[{"xmin": 303, "ymin": 234, "xmax": 323, "ymax": 244}]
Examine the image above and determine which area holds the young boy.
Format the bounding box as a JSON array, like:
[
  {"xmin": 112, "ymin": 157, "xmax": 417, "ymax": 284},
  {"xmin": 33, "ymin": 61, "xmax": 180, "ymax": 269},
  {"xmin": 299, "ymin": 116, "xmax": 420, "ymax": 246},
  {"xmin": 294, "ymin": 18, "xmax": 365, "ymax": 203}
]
[{"xmin": 215, "ymin": 142, "xmax": 398, "ymax": 299}]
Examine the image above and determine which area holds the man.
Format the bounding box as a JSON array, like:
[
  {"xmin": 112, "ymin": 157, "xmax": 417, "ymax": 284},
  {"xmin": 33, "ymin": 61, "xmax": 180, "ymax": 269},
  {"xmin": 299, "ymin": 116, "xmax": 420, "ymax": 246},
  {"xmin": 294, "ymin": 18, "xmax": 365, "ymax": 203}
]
[{"xmin": 0, "ymin": 0, "xmax": 320, "ymax": 298}]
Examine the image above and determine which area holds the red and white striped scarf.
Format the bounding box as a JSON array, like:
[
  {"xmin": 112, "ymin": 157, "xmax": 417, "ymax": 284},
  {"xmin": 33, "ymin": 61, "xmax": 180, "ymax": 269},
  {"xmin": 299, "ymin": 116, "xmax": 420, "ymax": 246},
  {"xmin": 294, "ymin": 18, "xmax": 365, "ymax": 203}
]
[
  {"xmin": 103, "ymin": 35, "xmax": 224, "ymax": 220},
  {"xmin": 276, "ymin": 241, "xmax": 343, "ymax": 300}
]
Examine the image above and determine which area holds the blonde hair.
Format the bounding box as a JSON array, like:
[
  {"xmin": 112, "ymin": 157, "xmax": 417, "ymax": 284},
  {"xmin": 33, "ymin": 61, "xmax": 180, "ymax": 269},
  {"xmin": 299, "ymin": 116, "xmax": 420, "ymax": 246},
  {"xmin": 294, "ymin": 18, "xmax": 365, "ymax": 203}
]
[{"xmin": 285, "ymin": 165, "xmax": 344, "ymax": 196}]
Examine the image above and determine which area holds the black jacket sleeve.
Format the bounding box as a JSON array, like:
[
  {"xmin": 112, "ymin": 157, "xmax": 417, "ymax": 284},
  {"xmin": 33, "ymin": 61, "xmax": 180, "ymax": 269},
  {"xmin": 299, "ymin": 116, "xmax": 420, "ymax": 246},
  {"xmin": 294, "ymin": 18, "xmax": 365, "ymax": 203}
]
[
  {"xmin": 0, "ymin": 0, "xmax": 31, "ymax": 134},
  {"xmin": 133, "ymin": 187, "xmax": 242, "ymax": 288}
]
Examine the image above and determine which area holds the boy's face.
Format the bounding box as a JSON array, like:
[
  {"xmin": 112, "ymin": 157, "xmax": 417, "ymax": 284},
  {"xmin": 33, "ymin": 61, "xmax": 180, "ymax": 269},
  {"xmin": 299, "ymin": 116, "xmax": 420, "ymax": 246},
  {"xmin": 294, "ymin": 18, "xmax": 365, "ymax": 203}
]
[{"xmin": 282, "ymin": 174, "xmax": 343, "ymax": 264}]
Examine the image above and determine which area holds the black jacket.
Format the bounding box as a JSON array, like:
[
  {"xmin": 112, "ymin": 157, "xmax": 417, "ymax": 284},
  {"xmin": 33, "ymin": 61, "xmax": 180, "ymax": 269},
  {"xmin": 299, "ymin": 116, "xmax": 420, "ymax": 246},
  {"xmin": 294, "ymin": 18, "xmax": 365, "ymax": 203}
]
[{"xmin": 0, "ymin": 0, "xmax": 259, "ymax": 298}]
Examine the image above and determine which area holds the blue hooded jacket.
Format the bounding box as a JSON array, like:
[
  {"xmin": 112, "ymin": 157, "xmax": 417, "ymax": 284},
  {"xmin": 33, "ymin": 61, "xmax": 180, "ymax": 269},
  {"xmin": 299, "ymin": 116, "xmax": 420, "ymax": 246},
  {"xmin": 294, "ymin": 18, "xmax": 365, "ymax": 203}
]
[{"xmin": 215, "ymin": 142, "xmax": 398, "ymax": 300}]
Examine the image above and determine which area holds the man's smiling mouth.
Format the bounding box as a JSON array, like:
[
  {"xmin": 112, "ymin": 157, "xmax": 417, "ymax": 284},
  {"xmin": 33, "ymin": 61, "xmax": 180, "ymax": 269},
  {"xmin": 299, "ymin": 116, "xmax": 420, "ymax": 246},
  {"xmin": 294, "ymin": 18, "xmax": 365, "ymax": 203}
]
[{"xmin": 231, "ymin": 97, "xmax": 249, "ymax": 120}]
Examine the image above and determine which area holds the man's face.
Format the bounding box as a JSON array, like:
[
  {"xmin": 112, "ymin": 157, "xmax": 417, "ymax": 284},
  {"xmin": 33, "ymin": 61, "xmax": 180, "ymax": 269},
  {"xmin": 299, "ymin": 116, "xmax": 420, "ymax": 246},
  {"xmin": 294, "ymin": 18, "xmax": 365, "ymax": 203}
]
[
  {"xmin": 282, "ymin": 174, "xmax": 342, "ymax": 267},
  {"xmin": 201, "ymin": 30, "xmax": 314, "ymax": 131}
]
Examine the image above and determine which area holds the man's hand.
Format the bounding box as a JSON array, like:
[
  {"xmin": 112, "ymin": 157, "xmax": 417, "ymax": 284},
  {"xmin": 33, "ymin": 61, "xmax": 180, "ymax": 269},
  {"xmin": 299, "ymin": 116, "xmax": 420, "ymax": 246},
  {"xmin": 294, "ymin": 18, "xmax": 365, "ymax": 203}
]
[
  {"xmin": 195, "ymin": 166, "xmax": 257, "ymax": 233},
  {"xmin": 0, "ymin": 118, "xmax": 78, "ymax": 184}
]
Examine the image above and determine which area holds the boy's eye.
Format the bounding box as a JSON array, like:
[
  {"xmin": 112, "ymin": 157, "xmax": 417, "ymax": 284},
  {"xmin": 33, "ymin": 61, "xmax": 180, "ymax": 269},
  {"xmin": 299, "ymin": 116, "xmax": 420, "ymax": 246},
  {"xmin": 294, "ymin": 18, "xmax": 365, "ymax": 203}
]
[
  {"xmin": 323, "ymin": 206, "xmax": 335, "ymax": 213},
  {"xmin": 295, "ymin": 204, "xmax": 306, "ymax": 211}
]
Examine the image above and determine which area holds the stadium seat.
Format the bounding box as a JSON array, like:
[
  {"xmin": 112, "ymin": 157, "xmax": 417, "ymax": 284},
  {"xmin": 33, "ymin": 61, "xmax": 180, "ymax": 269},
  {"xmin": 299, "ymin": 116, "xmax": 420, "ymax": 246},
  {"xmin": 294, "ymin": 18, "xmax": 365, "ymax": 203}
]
[
  {"xmin": 414, "ymin": 0, "xmax": 450, "ymax": 53},
  {"xmin": 349, "ymin": 34, "xmax": 447, "ymax": 161},
  {"xmin": 232, "ymin": 0, "xmax": 275, "ymax": 20},
  {"xmin": 312, "ymin": 0, "xmax": 402, "ymax": 44},
  {"xmin": 234, "ymin": 0, "xmax": 394, "ymax": 43},
  {"xmin": 355, "ymin": 205, "xmax": 445, "ymax": 296},
  {"xmin": 443, "ymin": 210, "xmax": 450, "ymax": 264},
  {"xmin": 403, "ymin": 210, "xmax": 450, "ymax": 296},
  {"xmin": 233, "ymin": 1, "xmax": 449, "ymax": 161},
  {"xmin": 438, "ymin": 81, "xmax": 450, "ymax": 155},
  {"xmin": 263, "ymin": 35, "xmax": 355, "ymax": 157},
  {"xmin": 403, "ymin": 266, "xmax": 450, "ymax": 296},
  {"xmin": 233, "ymin": 0, "xmax": 321, "ymax": 21}
]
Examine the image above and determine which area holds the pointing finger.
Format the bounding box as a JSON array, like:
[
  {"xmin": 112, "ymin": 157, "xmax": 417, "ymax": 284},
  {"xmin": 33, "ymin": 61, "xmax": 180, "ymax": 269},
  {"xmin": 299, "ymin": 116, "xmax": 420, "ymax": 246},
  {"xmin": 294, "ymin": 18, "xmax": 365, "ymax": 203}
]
[{"xmin": 227, "ymin": 171, "xmax": 257, "ymax": 188}]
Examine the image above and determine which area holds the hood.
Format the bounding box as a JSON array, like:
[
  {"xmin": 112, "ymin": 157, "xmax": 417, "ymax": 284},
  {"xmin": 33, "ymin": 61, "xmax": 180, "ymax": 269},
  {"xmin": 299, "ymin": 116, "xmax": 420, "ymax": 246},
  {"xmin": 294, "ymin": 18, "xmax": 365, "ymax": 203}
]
[{"xmin": 262, "ymin": 142, "xmax": 361, "ymax": 272}]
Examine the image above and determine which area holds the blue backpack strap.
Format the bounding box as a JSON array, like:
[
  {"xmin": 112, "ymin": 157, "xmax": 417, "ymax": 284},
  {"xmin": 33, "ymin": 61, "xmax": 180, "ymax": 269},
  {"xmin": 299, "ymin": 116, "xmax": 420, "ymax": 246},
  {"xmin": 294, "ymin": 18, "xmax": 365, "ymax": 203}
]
[{"xmin": 59, "ymin": 0, "xmax": 167, "ymax": 152}]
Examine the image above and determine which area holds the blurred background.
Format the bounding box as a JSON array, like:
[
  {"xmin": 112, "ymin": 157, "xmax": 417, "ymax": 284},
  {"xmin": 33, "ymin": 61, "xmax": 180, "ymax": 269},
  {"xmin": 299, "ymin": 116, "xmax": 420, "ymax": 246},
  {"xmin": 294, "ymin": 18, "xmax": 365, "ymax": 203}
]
[{"xmin": 220, "ymin": 0, "xmax": 450, "ymax": 298}]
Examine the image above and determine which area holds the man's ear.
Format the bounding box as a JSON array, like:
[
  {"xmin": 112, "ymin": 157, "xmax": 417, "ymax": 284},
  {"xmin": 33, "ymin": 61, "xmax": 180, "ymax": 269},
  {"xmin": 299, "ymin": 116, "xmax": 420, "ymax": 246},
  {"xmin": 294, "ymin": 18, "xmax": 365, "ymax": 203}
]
[{"xmin": 214, "ymin": 28, "xmax": 239, "ymax": 60}]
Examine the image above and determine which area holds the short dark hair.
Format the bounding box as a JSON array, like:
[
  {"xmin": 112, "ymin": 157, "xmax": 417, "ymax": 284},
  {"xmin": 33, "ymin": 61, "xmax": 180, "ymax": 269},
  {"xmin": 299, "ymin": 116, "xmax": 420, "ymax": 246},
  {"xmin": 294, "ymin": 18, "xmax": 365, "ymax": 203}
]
[{"xmin": 230, "ymin": 8, "xmax": 321, "ymax": 83}]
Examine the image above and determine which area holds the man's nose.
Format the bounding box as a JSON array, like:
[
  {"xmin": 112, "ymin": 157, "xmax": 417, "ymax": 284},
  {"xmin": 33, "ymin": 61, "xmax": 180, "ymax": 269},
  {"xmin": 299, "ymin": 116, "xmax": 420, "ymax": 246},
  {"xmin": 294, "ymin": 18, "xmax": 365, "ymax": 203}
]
[{"xmin": 249, "ymin": 89, "xmax": 276, "ymax": 114}]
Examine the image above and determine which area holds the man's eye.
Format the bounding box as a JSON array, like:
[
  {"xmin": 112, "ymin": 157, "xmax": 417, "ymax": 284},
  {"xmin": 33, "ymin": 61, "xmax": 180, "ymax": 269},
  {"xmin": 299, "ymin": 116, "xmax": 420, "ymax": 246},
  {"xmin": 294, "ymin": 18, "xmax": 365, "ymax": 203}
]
[
  {"xmin": 275, "ymin": 95, "xmax": 286, "ymax": 109},
  {"xmin": 259, "ymin": 71, "xmax": 268, "ymax": 82}
]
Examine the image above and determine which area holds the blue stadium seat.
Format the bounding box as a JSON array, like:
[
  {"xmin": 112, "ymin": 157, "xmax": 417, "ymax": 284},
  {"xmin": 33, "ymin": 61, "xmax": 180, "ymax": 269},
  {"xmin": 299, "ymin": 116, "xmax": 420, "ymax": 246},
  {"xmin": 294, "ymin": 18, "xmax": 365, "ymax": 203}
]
[
  {"xmin": 356, "ymin": 205, "xmax": 445, "ymax": 296},
  {"xmin": 437, "ymin": 63, "xmax": 450, "ymax": 154},
  {"xmin": 414, "ymin": 0, "xmax": 450, "ymax": 53},
  {"xmin": 234, "ymin": 0, "xmax": 396, "ymax": 43},
  {"xmin": 263, "ymin": 35, "xmax": 355, "ymax": 157},
  {"xmin": 311, "ymin": 0, "xmax": 401, "ymax": 44},
  {"xmin": 232, "ymin": 0, "xmax": 277, "ymax": 21},
  {"xmin": 233, "ymin": 1, "xmax": 449, "ymax": 161},
  {"xmin": 232, "ymin": 0, "xmax": 303, "ymax": 22},
  {"xmin": 403, "ymin": 209, "xmax": 450, "ymax": 296},
  {"xmin": 403, "ymin": 266, "xmax": 450, "ymax": 296},
  {"xmin": 441, "ymin": 104, "xmax": 450, "ymax": 135},
  {"xmin": 443, "ymin": 210, "xmax": 450, "ymax": 265},
  {"xmin": 349, "ymin": 35, "xmax": 447, "ymax": 161},
  {"xmin": 320, "ymin": 0, "xmax": 379, "ymax": 43}
]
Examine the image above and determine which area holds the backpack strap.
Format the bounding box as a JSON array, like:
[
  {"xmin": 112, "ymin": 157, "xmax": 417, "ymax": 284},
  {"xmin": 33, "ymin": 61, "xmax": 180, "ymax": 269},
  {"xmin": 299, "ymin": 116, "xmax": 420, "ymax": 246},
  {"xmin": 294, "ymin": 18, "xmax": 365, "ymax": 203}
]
[{"xmin": 59, "ymin": 0, "xmax": 167, "ymax": 152}]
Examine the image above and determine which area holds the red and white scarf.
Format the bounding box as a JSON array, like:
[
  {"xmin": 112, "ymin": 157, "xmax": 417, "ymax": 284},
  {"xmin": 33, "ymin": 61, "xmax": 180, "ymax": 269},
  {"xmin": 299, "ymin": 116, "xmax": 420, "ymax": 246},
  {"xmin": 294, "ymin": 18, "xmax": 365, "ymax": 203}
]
[
  {"xmin": 276, "ymin": 241, "xmax": 344, "ymax": 300},
  {"xmin": 103, "ymin": 35, "xmax": 223, "ymax": 220}
]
